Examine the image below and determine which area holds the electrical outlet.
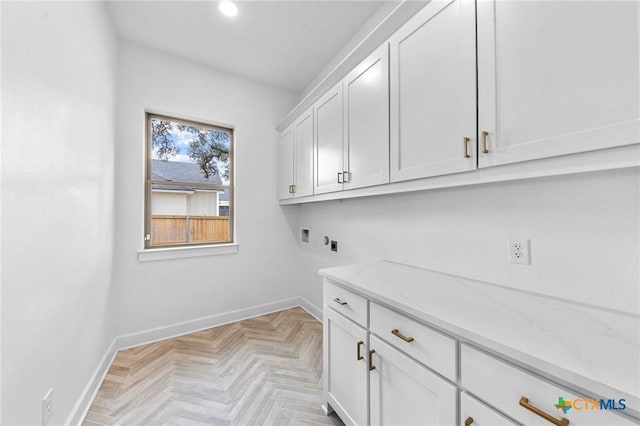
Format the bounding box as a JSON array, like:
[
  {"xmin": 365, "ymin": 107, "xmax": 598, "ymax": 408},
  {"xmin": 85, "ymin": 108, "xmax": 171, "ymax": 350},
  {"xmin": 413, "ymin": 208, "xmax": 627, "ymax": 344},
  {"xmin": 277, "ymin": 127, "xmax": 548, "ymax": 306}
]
[
  {"xmin": 330, "ymin": 240, "xmax": 338, "ymax": 252},
  {"xmin": 42, "ymin": 388, "xmax": 53, "ymax": 425},
  {"xmin": 509, "ymin": 238, "xmax": 530, "ymax": 265}
]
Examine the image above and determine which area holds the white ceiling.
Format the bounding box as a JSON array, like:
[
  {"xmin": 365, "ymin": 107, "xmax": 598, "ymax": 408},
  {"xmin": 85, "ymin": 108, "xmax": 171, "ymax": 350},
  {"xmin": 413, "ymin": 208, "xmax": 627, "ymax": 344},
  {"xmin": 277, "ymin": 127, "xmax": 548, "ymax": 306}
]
[{"xmin": 106, "ymin": 1, "xmax": 390, "ymax": 94}]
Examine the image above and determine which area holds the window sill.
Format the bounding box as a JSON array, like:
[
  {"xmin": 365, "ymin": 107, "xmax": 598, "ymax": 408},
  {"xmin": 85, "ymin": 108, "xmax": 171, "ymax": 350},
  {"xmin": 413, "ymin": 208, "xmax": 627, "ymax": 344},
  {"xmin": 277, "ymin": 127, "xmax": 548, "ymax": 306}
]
[{"xmin": 137, "ymin": 243, "xmax": 239, "ymax": 262}]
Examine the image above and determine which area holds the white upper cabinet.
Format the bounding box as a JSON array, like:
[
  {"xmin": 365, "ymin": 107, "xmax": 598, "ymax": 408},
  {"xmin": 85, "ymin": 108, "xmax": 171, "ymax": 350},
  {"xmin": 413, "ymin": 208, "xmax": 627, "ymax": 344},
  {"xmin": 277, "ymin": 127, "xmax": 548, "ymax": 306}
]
[
  {"xmin": 477, "ymin": 0, "xmax": 640, "ymax": 168},
  {"xmin": 315, "ymin": 45, "xmax": 391, "ymax": 195},
  {"xmin": 279, "ymin": 0, "xmax": 640, "ymax": 204},
  {"xmin": 278, "ymin": 108, "xmax": 313, "ymax": 200},
  {"xmin": 277, "ymin": 126, "xmax": 294, "ymax": 200},
  {"xmin": 389, "ymin": 0, "xmax": 477, "ymax": 182},
  {"xmin": 294, "ymin": 108, "xmax": 314, "ymax": 197},
  {"xmin": 314, "ymin": 82, "xmax": 344, "ymax": 195},
  {"xmin": 343, "ymin": 44, "xmax": 390, "ymax": 190}
]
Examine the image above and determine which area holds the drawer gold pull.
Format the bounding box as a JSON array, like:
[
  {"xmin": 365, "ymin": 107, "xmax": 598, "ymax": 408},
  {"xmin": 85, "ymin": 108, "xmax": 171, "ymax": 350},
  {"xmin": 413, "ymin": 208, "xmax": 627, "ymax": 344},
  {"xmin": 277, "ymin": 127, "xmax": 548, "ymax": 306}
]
[
  {"xmin": 356, "ymin": 341, "xmax": 364, "ymax": 361},
  {"xmin": 463, "ymin": 137, "xmax": 471, "ymax": 158},
  {"xmin": 464, "ymin": 417, "xmax": 474, "ymax": 426},
  {"xmin": 368, "ymin": 349, "xmax": 376, "ymax": 371},
  {"xmin": 391, "ymin": 328, "xmax": 414, "ymax": 343},
  {"xmin": 519, "ymin": 397, "xmax": 569, "ymax": 426},
  {"xmin": 333, "ymin": 297, "xmax": 347, "ymax": 306},
  {"xmin": 481, "ymin": 130, "xmax": 489, "ymax": 154}
]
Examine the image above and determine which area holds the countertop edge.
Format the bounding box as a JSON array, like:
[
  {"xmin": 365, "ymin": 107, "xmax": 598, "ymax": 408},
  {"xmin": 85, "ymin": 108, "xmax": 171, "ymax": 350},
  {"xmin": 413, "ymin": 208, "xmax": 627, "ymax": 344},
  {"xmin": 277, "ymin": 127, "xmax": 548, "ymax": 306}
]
[{"xmin": 319, "ymin": 265, "xmax": 640, "ymax": 420}]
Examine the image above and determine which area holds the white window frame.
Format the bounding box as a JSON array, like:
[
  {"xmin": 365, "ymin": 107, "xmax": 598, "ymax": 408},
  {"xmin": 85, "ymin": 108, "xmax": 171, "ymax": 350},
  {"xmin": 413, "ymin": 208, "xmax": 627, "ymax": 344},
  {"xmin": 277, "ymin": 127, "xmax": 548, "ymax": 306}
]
[{"xmin": 139, "ymin": 113, "xmax": 236, "ymax": 261}]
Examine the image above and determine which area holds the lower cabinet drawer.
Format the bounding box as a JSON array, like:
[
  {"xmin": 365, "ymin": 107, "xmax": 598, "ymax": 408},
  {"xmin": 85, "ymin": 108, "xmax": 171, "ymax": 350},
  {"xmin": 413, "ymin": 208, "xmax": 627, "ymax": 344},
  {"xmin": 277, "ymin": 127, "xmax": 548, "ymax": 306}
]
[
  {"xmin": 323, "ymin": 280, "xmax": 368, "ymax": 327},
  {"xmin": 461, "ymin": 344, "xmax": 636, "ymax": 426},
  {"xmin": 370, "ymin": 302, "xmax": 456, "ymax": 381},
  {"xmin": 460, "ymin": 392, "xmax": 517, "ymax": 426}
]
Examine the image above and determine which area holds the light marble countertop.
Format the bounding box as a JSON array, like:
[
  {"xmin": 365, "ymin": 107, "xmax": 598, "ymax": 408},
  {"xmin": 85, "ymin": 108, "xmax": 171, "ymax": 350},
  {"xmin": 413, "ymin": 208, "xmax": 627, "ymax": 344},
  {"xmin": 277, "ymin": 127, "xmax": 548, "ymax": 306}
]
[{"xmin": 319, "ymin": 260, "xmax": 640, "ymax": 419}]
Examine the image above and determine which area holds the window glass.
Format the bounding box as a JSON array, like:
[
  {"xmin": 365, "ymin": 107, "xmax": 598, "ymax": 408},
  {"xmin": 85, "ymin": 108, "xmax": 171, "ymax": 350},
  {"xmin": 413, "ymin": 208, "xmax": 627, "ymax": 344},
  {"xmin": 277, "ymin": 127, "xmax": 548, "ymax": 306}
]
[{"xmin": 145, "ymin": 114, "xmax": 233, "ymax": 248}]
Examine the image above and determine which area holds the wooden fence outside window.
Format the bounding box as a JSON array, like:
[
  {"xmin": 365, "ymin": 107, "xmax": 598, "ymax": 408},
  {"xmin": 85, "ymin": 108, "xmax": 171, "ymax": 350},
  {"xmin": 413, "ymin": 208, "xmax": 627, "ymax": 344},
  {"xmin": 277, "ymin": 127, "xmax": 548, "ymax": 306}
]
[{"xmin": 151, "ymin": 215, "xmax": 230, "ymax": 245}]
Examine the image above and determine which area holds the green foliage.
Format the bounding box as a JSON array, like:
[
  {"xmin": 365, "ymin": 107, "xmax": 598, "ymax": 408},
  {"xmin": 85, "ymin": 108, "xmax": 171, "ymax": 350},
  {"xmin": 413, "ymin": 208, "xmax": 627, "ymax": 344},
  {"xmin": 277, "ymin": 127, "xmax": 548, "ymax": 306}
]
[
  {"xmin": 151, "ymin": 119, "xmax": 179, "ymax": 161},
  {"xmin": 151, "ymin": 119, "xmax": 230, "ymax": 179},
  {"xmin": 187, "ymin": 130, "xmax": 230, "ymax": 180}
]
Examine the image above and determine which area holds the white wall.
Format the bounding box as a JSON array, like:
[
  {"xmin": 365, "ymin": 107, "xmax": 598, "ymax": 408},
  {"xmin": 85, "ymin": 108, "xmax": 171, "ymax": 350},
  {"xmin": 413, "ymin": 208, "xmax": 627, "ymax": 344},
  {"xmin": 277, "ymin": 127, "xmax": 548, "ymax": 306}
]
[
  {"xmin": 1, "ymin": 2, "xmax": 118, "ymax": 425},
  {"xmin": 152, "ymin": 191, "xmax": 190, "ymax": 216},
  {"xmin": 295, "ymin": 168, "xmax": 640, "ymax": 315},
  {"xmin": 112, "ymin": 41, "xmax": 301, "ymax": 336},
  {"xmin": 189, "ymin": 191, "xmax": 220, "ymax": 216}
]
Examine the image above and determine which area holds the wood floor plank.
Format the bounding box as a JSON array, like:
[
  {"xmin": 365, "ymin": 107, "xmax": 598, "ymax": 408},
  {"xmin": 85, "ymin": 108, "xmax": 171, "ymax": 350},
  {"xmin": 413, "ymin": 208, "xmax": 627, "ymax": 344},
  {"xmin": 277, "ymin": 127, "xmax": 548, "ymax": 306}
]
[{"xmin": 83, "ymin": 307, "xmax": 343, "ymax": 426}]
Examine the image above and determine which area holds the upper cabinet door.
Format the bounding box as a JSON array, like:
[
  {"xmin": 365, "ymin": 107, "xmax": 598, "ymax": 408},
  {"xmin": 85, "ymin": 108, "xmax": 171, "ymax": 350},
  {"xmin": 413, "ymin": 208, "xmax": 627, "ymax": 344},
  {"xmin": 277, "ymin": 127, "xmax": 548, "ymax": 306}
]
[
  {"xmin": 478, "ymin": 0, "xmax": 640, "ymax": 168},
  {"xmin": 314, "ymin": 82, "xmax": 344, "ymax": 195},
  {"xmin": 277, "ymin": 126, "xmax": 294, "ymax": 201},
  {"xmin": 389, "ymin": 0, "xmax": 477, "ymax": 183},
  {"xmin": 294, "ymin": 108, "xmax": 314, "ymax": 198},
  {"xmin": 343, "ymin": 44, "xmax": 390, "ymax": 190}
]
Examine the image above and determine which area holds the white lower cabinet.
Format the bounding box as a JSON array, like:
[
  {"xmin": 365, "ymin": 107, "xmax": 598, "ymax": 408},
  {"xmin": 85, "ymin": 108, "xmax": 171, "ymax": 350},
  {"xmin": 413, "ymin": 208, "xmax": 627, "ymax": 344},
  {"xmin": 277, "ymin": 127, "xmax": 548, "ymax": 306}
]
[
  {"xmin": 461, "ymin": 344, "xmax": 637, "ymax": 426},
  {"xmin": 460, "ymin": 392, "xmax": 517, "ymax": 426},
  {"xmin": 323, "ymin": 276, "xmax": 639, "ymax": 426},
  {"xmin": 369, "ymin": 335, "xmax": 457, "ymax": 425},
  {"xmin": 369, "ymin": 301, "xmax": 456, "ymax": 382},
  {"xmin": 324, "ymin": 306, "xmax": 369, "ymax": 426},
  {"xmin": 323, "ymin": 280, "xmax": 458, "ymax": 426}
]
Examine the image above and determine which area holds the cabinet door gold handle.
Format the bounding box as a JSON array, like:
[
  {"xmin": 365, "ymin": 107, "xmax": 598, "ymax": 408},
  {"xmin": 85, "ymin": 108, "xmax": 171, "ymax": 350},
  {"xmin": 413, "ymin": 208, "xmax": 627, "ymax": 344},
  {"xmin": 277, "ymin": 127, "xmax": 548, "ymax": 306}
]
[
  {"xmin": 463, "ymin": 137, "xmax": 471, "ymax": 158},
  {"xmin": 343, "ymin": 171, "xmax": 350, "ymax": 183},
  {"xmin": 464, "ymin": 417, "xmax": 474, "ymax": 426},
  {"xmin": 482, "ymin": 131, "xmax": 489, "ymax": 154},
  {"xmin": 356, "ymin": 341, "xmax": 364, "ymax": 360},
  {"xmin": 337, "ymin": 172, "xmax": 343, "ymax": 184},
  {"xmin": 519, "ymin": 397, "xmax": 570, "ymax": 426},
  {"xmin": 288, "ymin": 185, "xmax": 292, "ymax": 193},
  {"xmin": 391, "ymin": 329, "xmax": 414, "ymax": 343},
  {"xmin": 368, "ymin": 349, "xmax": 376, "ymax": 371},
  {"xmin": 291, "ymin": 184, "xmax": 296, "ymax": 193},
  {"xmin": 333, "ymin": 297, "xmax": 347, "ymax": 306}
]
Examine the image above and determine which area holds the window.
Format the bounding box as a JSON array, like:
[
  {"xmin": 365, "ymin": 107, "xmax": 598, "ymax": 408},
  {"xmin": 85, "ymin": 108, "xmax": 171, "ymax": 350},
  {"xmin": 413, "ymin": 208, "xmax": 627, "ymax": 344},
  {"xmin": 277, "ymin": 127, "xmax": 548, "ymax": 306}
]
[{"xmin": 145, "ymin": 113, "xmax": 233, "ymax": 248}]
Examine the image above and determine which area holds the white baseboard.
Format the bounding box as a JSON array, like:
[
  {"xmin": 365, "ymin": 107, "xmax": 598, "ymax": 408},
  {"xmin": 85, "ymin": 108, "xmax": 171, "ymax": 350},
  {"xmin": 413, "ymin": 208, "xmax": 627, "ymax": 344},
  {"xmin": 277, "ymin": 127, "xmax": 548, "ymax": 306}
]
[
  {"xmin": 298, "ymin": 296, "xmax": 322, "ymax": 322},
  {"xmin": 67, "ymin": 296, "xmax": 324, "ymax": 425},
  {"xmin": 116, "ymin": 297, "xmax": 307, "ymax": 350},
  {"xmin": 65, "ymin": 339, "xmax": 117, "ymax": 426}
]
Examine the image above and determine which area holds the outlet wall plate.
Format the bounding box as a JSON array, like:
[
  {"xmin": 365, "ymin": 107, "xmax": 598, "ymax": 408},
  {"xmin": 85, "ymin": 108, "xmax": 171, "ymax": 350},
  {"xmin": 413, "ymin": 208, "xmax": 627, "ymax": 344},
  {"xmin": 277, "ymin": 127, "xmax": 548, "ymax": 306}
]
[
  {"xmin": 300, "ymin": 227, "xmax": 310, "ymax": 244},
  {"xmin": 508, "ymin": 237, "xmax": 530, "ymax": 265}
]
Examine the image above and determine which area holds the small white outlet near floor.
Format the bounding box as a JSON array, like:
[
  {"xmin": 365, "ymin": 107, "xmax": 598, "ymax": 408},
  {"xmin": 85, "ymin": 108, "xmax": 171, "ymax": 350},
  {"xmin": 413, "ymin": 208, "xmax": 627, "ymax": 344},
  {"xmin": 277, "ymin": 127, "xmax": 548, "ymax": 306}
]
[
  {"xmin": 42, "ymin": 388, "xmax": 53, "ymax": 425},
  {"xmin": 508, "ymin": 237, "xmax": 530, "ymax": 265}
]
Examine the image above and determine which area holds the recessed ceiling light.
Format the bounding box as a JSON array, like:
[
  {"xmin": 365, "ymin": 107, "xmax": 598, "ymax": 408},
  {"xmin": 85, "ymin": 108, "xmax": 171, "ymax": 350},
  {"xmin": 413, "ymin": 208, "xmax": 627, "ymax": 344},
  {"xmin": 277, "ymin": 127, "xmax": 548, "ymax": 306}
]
[{"xmin": 219, "ymin": 0, "xmax": 238, "ymax": 17}]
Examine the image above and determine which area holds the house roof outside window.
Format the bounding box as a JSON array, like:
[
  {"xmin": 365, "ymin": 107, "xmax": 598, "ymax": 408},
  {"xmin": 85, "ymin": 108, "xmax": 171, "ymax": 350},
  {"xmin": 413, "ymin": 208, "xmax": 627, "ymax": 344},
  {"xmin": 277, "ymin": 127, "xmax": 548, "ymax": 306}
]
[{"xmin": 152, "ymin": 159, "xmax": 228, "ymax": 201}]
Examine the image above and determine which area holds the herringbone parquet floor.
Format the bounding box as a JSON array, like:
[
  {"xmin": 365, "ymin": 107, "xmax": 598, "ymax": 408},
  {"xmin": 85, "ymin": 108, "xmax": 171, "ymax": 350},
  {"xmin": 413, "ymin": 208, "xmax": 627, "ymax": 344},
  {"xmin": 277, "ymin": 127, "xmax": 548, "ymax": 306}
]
[{"xmin": 83, "ymin": 307, "xmax": 343, "ymax": 426}]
